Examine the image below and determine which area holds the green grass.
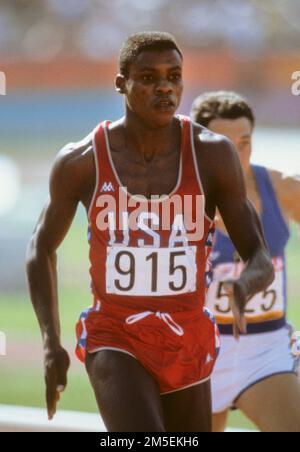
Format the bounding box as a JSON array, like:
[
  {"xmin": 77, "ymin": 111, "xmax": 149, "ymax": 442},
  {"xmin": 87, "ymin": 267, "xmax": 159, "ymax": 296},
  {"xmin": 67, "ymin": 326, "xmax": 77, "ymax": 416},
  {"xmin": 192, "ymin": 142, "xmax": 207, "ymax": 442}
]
[
  {"xmin": 4, "ymin": 133, "xmax": 73, "ymax": 160},
  {"xmin": 0, "ymin": 367, "xmax": 98, "ymax": 413},
  {"xmin": 0, "ymin": 223, "xmax": 299, "ymax": 429}
]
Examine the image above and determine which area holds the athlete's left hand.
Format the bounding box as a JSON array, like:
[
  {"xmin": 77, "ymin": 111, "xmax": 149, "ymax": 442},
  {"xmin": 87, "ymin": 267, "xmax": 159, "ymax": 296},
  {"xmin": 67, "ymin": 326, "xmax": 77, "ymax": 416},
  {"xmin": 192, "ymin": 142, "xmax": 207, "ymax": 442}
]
[{"xmin": 223, "ymin": 280, "xmax": 247, "ymax": 339}]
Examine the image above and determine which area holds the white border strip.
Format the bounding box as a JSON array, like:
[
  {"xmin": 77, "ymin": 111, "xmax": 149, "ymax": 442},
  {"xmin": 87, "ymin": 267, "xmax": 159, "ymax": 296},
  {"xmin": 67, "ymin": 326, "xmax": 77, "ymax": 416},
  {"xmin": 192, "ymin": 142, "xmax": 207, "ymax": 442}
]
[
  {"xmin": 161, "ymin": 376, "xmax": 211, "ymax": 395},
  {"xmin": 88, "ymin": 346, "xmax": 138, "ymax": 360}
]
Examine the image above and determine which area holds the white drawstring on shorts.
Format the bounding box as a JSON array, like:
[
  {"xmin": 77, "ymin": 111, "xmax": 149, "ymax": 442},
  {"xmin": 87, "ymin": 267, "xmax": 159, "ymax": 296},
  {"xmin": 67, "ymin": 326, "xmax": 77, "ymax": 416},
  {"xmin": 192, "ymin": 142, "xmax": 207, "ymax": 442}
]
[{"xmin": 125, "ymin": 311, "xmax": 184, "ymax": 337}]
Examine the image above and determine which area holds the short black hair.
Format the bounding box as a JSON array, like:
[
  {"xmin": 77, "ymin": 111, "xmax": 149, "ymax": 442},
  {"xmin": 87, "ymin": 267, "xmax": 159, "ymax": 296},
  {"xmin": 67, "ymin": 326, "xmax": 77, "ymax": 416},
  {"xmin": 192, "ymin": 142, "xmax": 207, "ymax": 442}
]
[
  {"xmin": 191, "ymin": 91, "xmax": 255, "ymax": 128},
  {"xmin": 119, "ymin": 31, "xmax": 183, "ymax": 78}
]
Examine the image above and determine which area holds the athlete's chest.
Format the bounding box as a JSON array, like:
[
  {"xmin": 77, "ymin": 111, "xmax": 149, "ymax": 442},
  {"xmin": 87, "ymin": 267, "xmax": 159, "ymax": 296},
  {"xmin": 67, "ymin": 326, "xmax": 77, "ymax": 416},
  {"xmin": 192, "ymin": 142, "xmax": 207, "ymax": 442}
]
[{"xmin": 110, "ymin": 148, "xmax": 181, "ymax": 198}]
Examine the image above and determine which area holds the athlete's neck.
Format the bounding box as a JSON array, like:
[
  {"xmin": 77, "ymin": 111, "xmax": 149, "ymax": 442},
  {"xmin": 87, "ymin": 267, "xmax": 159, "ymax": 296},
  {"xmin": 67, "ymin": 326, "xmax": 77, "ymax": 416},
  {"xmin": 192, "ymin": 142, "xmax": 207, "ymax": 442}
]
[{"xmin": 123, "ymin": 112, "xmax": 180, "ymax": 164}]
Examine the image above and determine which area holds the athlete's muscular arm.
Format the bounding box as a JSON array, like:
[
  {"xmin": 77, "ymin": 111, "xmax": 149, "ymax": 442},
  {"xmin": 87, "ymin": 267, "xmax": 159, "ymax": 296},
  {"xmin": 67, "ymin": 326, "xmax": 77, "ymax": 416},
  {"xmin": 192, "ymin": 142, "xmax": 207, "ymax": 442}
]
[
  {"xmin": 269, "ymin": 170, "xmax": 300, "ymax": 225},
  {"xmin": 196, "ymin": 130, "xmax": 274, "ymax": 337},
  {"xmin": 26, "ymin": 139, "xmax": 93, "ymax": 420}
]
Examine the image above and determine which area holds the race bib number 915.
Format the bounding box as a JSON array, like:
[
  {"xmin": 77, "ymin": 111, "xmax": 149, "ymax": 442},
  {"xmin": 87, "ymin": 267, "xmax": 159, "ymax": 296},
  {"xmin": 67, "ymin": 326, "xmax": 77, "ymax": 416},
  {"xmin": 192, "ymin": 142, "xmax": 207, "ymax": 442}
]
[{"xmin": 106, "ymin": 246, "xmax": 197, "ymax": 296}]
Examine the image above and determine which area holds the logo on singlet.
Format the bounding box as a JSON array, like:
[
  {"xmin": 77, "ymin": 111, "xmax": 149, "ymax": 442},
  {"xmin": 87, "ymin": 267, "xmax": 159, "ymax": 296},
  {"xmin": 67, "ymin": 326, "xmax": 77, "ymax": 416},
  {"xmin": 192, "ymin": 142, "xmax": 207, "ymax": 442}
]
[
  {"xmin": 101, "ymin": 182, "xmax": 115, "ymax": 193},
  {"xmin": 205, "ymin": 353, "xmax": 213, "ymax": 364}
]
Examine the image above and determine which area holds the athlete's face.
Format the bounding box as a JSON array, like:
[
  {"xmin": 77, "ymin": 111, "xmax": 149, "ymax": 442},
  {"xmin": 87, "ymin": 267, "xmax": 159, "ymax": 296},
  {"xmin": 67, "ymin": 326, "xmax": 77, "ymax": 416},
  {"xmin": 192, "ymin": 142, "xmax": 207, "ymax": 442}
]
[
  {"xmin": 116, "ymin": 49, "xmax": 183, "ymax": 128},
  {"xmin": 208, "ymin": 117, "xmax": 253, "ymax": 173}
]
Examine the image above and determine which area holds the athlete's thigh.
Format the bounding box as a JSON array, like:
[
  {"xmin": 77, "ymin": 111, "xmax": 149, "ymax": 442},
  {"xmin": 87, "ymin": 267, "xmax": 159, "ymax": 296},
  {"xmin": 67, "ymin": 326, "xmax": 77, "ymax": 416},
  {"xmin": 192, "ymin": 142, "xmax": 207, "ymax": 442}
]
[
  {"xmin": 236, "ymin": 373, "xmax": 300, "ymax": 432},
  {"xmin": 86, "ymin": 350, "xmax": 166, "ymax": 432},
  {"xmin": 212, "ymin": 410, "xmax": 229, "ymax": 432},
  {"xmin": 162, "ymin": 380, "xmax": 212, "ymax": 432}
]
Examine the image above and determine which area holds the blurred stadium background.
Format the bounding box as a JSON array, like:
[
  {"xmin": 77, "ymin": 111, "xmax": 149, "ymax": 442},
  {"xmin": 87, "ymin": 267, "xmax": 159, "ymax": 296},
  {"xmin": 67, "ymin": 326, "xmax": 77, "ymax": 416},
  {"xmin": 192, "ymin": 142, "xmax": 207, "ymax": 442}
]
[{"xmin": 0, "ymin": 0, "xmax": 299, "ymax": 431}]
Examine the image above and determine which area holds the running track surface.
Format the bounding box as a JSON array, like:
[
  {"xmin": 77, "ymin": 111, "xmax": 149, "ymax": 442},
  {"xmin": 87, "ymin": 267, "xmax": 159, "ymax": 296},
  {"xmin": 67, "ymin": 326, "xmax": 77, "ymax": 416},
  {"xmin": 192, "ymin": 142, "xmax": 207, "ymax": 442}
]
[{"xmin": 0, "ymin": 405, "xmax": 256, "ymax": 432}]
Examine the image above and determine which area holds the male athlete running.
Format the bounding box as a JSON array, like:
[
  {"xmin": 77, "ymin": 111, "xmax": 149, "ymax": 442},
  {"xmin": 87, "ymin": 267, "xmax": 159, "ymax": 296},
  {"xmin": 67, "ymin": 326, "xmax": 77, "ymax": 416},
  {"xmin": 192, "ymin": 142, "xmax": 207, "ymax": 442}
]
[
  {"xmin": 191, "ymin": 91, "xmax": 300, "ymax": 432},
  {"xmin": 26, "ymin": 34, "xmax": 273, "ymax": 432}
]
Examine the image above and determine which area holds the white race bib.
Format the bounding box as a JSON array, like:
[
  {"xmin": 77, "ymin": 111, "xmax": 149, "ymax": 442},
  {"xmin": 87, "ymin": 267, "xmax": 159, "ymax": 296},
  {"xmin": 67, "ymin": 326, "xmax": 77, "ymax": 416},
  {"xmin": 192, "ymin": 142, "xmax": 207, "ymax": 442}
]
[
  {"xmin": 206, "ymin": 257, "xmax": 285, "ymax": 323},
  {"xmin": 106, "ymin": 246, "xmax": 197, "ymax": 297}
]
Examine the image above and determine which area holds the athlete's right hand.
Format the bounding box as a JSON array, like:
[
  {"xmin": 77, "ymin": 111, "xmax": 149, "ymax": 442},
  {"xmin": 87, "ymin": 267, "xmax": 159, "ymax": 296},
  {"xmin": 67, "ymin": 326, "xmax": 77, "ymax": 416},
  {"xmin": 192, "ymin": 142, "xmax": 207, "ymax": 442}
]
[{"xmin": 44, "ymin": 345, "xmax": 70, "ymax": 420}]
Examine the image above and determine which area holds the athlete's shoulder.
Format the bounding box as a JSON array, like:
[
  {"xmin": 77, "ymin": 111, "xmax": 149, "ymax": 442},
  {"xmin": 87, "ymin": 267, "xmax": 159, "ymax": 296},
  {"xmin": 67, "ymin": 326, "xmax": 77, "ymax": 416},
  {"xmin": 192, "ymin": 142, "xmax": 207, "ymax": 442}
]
[
  {"xmin": 267, "ymin": 168, "xmax": 300, "ymax": 193},
  {"xmin": 268, "ymin": 168, "xmax": 293, "ymax": 184},
  {"xmin": 55, "ymin": 131, "xmax": 94, "ymax": 170},
  {"xmin": 267, "ymin": 168, "xmax": 300, "ymax": 204},
  {"xmin": 190, "ymin": 120, "xmax": 245, "ymax": 198},
  {"xmin": 191, "ymin": 120, "xmax": 235, "ymax": 156},
  {"xmin": 190, "ymin": 120, "xmax": 239, "ymax": 181},
  {"xmin": 50, "ymin": 131, "xmax": 95, "ymax": 196}
]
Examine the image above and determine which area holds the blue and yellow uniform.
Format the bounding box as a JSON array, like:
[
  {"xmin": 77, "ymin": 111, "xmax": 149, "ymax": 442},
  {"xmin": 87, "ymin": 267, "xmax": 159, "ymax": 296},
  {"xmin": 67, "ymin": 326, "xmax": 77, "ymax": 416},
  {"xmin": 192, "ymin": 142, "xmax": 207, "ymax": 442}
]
[{"xmin": 207, "ymin": 164, "xmax": 298, "ymax": 413}]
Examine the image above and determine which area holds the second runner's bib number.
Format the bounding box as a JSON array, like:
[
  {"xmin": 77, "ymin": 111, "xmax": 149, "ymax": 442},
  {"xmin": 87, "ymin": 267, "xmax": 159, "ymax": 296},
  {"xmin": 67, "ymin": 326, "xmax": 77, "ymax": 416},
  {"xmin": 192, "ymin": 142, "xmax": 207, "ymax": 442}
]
[
  {"xmin": 106, "ymin": 246, "xmax": 197, "ymax": 296},
  {"xmin": 206, "ymin": 257, "xmax": 285, "ymax": 323}
]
